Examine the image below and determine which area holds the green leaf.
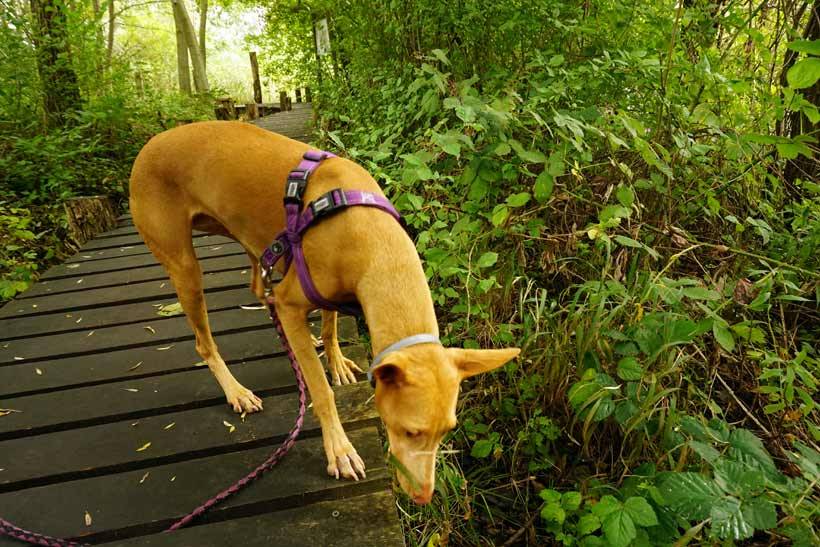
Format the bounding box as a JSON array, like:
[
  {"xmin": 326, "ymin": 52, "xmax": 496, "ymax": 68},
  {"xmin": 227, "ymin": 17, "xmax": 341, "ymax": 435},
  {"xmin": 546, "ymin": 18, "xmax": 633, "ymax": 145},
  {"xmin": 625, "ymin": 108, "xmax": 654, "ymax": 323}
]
[
  {"xmin": 561, "ymin": 491, "xmax": 583, "ymax": 511},
  {"xmin": 616, "ymin": 357, "xmax": 643, "ymax": 381},
  {"xmin": 710, "ymin": 496, "xmax": 754, "ymax": 540},
  {"xmin": 713, "ymin": 321, "xmax": 736, "ymax": 352},
  {"xmin": 549, "ymin": 54, "xmax": 565, "ymax": 66},
  {"xmin": 602, "ymin": 509, "xmax": 636, "ymax": 547},
  {"xmin": 471, "ymin": 439, "xmax": 493, "ymax": 458},
  {"xmin": 682, "ymin": 287, "xmax": 721, "ymax": 301},
  {"xmin": 506, "ymin": 192, "xmax": 531, "ymax": 207},
  {"xmin": 539, "ymin": 489, "xmax": 561, "ymax": 503},
  {"xmin": 688, "ymin": 440, "xmax": 721, "ymax": 463},
  {"xmin": 787, "ymin": 58, "xmax": 820, "ymax": 89},
  {"xmin": 590, "ymin": 495, "xmax": 621, "ymax": 519},
  {"xmin": 577, "ymin": 514, "xmax": 601, "ymax": 536},
  {"xmin": 787, "ymin": 39, "xmax": 820, "ymax": 56},
  {"xmin": 491, "ymin": 205, "xmax": 509, "ymax": 226},
  {"xmin": 540, "ymin": 502, "xmax": 566, "ymax": 524},
  {"xmin": 616, "ymin": 185, "xmax": 635, "ymax": 208},
  {"xmin": 659, "ymin": 473, "xmax": 722, "ymax": 519},
  {"xmin": 742, "ymin": 497, "xmax": 777, "ymax": 530},
  {"xmin": 728, "ymin": 429, "xmax": 777, "ymax": 476},
  {"xmin": 534, "ymin": 172, "xmax": 555, "ymax": 202},
  {"xmin": 476, "ymin": 252, "xmax": 498, "ymax": 268},
  {"xmin": 624, "ymin": 497, "xmax": 658, "ymax": 527}
]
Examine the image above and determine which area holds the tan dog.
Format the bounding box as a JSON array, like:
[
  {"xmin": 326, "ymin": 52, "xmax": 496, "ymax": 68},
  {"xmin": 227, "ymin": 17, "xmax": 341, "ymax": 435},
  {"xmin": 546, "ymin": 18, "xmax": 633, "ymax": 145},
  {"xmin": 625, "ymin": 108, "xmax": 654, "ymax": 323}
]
[{"xmin": 129, "ymin": 121, "xmax": 519, "ymax": 504}]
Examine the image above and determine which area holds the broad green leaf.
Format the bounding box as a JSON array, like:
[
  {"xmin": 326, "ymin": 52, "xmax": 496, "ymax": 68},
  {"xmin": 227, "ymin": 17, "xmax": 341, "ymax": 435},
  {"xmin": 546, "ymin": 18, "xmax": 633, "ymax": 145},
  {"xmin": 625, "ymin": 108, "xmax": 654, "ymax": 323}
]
[
  {"xmin": 713, "ymin": 321, "xmax": 735, "ymax": 352},
  {"xmin": 590, "ymin": 495, "xmax": 621, "ymax": 519},
  {"xmin": 549, "ymin": 54, "xmax": 565, "ymax": 66},
  {"xmin": 616, "ymin": 357, "xmax": 643, "ymax": 381},
  {"xmin": 540, "ymin": 502, "xmax": 566, "ymax": 524},
  {"xmin": 623, "ymin": 497, "xmax": 658, "ymax": 527},
  {"xmin": 577, "ymin": 514, "xmax": 601, "ymax": 536},
  {"xmin": 659, "ymin": 473, "xmax": 722, "ymax": 519},
  {"xmin": 534, "ymin": 171, "xmax": 555, "ymax": 202},
  {"xmin": 710, "ymin": 496, "xmax": 754, "ymax": 540},
  {"xmin": 469, "ymin": 177, "xmax": 490, "ymax": 201},
  {"xmin": 476, "ymin": 252, "xmax": 498, "ymax": 268},
  {"xmin": 602, "ymin": 509, "xmax": 636, "ymax": 547},
  {"xmin": 688, "ymin": 440, "xmax": 720, "ymax": 463},
  {"xmin": 491, "ymin": 205, "xmax": 509, "ymax": 226},
  {"xmin": 539, "ymin": 489, "xmax": 561, "ymax": 503},
  {"xmin": 616, "ymin": 185, "xmax": 635, "ymax": 208},
  {"xmin": 787, "ymin": 39, "xmax": 820, "ymax": 56},
  {"xmin": 728, "ymin": 429, "xmax": 777, "ymax": 476},
  {"xmin": 742, "ymin": 496, "xmax": 777, "ymax": 530},
  {"xmin": 682, "ymin": 287, "xmax": 721, "ymax": 300},
  {"xmin": 561, "ymin": 491, "xmax": 583, "ymax": 511},
  {"xmin": 787, "ymin": 58, "xmax": 820, "ymax": 89},
  {"xmin": 506, "ymin": 192, "xmax": 531, "ymax": 207},
  {"xmin": 471, "ymin": 439, "xmax": 493, "ymax": 458}
]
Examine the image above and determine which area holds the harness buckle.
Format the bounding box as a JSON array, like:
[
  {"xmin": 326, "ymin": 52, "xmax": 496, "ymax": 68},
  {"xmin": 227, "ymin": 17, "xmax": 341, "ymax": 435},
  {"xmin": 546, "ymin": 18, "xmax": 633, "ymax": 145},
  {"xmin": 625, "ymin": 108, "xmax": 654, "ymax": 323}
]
[
  {"xmin": 284, "ymin": 170, "xmax": 310, "ymax": 205},
  {"xmin": 310, "ymin": 189, "xmax": 347, "ymax": 220}
]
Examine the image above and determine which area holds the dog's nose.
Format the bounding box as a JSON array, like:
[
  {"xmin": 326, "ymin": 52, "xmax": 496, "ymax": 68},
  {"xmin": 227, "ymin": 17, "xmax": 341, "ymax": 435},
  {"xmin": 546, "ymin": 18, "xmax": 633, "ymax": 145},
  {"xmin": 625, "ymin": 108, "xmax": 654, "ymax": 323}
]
[{"xmin": 412, "ymin": 483, "xmax": 434, "ymax": 505}]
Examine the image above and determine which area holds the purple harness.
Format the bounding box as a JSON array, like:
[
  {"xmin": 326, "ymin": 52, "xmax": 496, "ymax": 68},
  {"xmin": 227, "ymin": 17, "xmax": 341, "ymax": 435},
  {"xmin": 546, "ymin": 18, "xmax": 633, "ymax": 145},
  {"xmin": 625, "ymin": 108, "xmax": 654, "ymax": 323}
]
[{"xmin": 259, "ymin": 150, "xmax": 401, "ymax": 315}]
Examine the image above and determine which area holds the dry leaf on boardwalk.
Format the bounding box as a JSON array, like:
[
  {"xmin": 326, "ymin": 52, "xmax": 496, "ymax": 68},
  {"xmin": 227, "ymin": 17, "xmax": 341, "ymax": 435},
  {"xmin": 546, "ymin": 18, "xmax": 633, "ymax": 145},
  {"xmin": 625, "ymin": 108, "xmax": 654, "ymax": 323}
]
[
  {"xmin": 223, "ymin": 420, "xmax": 236, "ymax": 433},
  {"xmin": 128, "ymin": 361, "xmax": 143, "ymax": 371},
  {"xmin": 84, "ymin": 511, "xmax": 92, "ymax": 527},
  {"xmin": 0, "ymin": 409, "xmax": 22, "ymax": 417},
  {"xmin": 136, "ymin": 442, "xmax": 151, "ymax": 452},
  {"xmin": 156, "ymin": 345, "xmax": 174, "ymax": 351},
  {"xmin": 157, "ymin": 303, "xmax": 183, "ymax": 317},
  {"xmin": 139, "ymin": 472, "xmax": 150, "ymax": 484},
  {"xmin": 164, "ymin": 422, "xmax": 175, "ymax": 430}
]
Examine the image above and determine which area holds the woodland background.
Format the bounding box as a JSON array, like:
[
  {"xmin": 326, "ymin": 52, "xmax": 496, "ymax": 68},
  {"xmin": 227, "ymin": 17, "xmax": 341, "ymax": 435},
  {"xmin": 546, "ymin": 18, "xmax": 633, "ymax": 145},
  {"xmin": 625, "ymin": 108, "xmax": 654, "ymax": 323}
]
[{"xmin": 1, "ymin": 1, "xmax": 819, "ymax": 545}]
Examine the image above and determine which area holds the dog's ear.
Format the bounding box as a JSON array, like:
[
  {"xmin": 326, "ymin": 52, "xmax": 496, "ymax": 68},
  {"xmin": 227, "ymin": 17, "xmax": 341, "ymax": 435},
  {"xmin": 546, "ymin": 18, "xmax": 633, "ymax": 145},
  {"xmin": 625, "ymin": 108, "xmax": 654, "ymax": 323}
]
[
  {"xmin": 371, "ymin": 353, "xmax": 408, "ymax": 388},
  {"xmin": 447, "ymin": 347, "xmax": 520, "ymax": 379}
]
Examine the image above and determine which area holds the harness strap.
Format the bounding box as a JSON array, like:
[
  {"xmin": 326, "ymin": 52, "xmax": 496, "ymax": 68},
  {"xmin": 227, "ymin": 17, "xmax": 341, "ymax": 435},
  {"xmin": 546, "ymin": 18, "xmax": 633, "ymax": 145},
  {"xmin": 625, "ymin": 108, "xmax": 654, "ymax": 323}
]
[{"xmin": 260, "ymin": 151, "xmax": 402, "ymax": 315}]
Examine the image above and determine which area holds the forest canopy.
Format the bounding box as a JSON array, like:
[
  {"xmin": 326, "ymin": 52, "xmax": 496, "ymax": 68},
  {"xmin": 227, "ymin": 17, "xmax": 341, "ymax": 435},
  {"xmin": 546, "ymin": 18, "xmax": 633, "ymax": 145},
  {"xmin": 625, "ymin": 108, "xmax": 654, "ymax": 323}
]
[{"xmin": 1, "ymin": 1, "xmax": 819, "ymax": 545}]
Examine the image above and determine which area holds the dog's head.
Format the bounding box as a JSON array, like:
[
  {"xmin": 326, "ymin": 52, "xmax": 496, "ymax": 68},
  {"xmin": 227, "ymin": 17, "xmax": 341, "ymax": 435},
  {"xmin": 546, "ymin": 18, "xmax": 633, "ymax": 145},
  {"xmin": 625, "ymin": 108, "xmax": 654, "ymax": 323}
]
[{"xmin": 372, "ymin": 344, "xmax": 519, "ymax": 504}]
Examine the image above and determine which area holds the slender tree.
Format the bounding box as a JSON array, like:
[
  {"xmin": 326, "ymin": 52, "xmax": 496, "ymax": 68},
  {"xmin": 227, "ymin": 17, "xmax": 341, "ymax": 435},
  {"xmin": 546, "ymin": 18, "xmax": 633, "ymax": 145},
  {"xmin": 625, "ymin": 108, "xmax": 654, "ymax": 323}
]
[
  {"xmin": 28, "ymin": 0, "xmax": 82, "ymax": 127},
  {"xmin": 172, "ymin": 0, "xmax": 192, "ymax": 93},
  {"xmin": 171, "ymin": 0, "xmax": 208, "ymax": 93},
  {"xmin": 198, "ymin": 0, "xmax": 208, "ymax": 70}
]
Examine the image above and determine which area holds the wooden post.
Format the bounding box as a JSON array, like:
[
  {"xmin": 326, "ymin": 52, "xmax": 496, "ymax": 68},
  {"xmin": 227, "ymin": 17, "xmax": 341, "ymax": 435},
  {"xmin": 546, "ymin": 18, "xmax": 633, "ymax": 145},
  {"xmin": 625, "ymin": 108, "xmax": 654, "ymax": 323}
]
[
  {"xmin": 287, "ymin": 96, "xmax": 292, "ymax": 111},
  {"xmin": 295, "ymin": 88, "xmax": 302, "ymax": 103},
  {"xmin": 249, "ymin": 51, "xmax": 263, "ymax": 105},
  {"xmin": 279, "ymin": 91, "xmax": 287, "ymax": 112},
  {"xmin": 305, "ymin": 87, "xmax": 312, "ymax": 103},
  {"xmin": 245, "ymin": 102, "xmax": 259, "ymax": 120},
  {"xmin": 214, "ymin": 96, "xmax": 235, "ymax": 120}
]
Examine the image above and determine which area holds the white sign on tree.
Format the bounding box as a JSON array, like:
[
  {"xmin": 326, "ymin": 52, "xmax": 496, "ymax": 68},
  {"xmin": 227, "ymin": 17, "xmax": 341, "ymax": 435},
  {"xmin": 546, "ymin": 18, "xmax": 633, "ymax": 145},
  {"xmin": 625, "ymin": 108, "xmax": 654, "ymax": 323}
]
[{"xmin": 315, "ymin": 19, "xmax": 331, "ymax": 57}]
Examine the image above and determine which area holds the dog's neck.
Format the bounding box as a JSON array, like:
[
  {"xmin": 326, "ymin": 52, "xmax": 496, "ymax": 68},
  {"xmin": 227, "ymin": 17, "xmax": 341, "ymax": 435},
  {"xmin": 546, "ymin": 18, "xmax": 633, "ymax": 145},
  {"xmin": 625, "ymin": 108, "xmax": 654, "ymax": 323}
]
[{"xmin": 357, "ymin": 255, "xmax": 439, "ymax": 356}]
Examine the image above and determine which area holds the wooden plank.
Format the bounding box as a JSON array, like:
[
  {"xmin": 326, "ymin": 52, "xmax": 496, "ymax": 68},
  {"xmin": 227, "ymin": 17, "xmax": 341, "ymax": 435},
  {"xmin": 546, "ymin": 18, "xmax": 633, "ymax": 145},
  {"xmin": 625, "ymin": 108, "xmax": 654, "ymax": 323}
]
[
  {"xmin": 2, "ymin": 287, "xmax": 255, "ymax": 340},
  {"xmin": 0, "ymin": 381, "xmax": 375, "ymax": 490},
  {"xmin": 17, "ymin": 254, "xmax": 252, "ymax": 299},
  {"xmin": 0, "ymin": 269, "xmax": 250, "ymax": 320},
  {"xmin": 0, "ymin": 427, "xmax": 387, "ymax": 543},
  {"xmin": 0, "ymin": 307, "xmax": 276, "ymax": 364},
  {"xmin": 0, "ymin": 345, "xmax": 366, "ymax": 438},
  {"xmin": 64, "ymin": 235, "xmax": 236, "ymax": 264},
  {"xmin": 0, "ymin": 319, "xmax": 359, "ymax": 399},
  {"xmin": 40, "ymin": 245, "xmax": 246, "ymax": 281},
  {"xmin": 79, "ymin": 232, "xmax": 212, "ymax": 251},
  {"xmin": 111, "ymin": 490, "xmax": 403, "ymax": 547}
]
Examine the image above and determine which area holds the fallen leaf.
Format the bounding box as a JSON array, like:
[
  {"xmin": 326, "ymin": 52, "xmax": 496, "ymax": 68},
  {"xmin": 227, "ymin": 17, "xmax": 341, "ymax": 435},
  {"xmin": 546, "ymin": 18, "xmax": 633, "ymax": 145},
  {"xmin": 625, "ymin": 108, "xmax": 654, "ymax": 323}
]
[
  {"xmin": 240, "ymin": 304, "xmax": 265, "ymax": 310},
  {"xmin": 241, "ymin": 270, "xmax": 248, "ymax": 274},
  {"xmin": 131, "ymin": 421, "xmax": 140, "ymax": 427},
  {"xmin": 31, "ymin": 304, "xmax": 37, "ymax": 308},
  {"xmin": 13, "ymin": 356, "xmax": 24, "ymax": 361},
  {"xmin": 136, "ymin": 442, "xmax": 151, "ymax": 452},
  {"xmin": 35, "ymin": 368, "xmax": 43, "ymax": 375},
  {"xmin": 75, "ymin": 317, "xmax": 83, "ymax": 324},
  {"xmin": 84, "ymin": 511, "xmax": 92, "ymax": 527},
  {"xmin": 128, "ymin": 361, "xmax": 143, "ymax": 371},
  {"xmin": 156, "ymin": 303, "xmax": 183, "ymax": 317},
  {"xmin": 164, "ymin": 422, "xmax": 175, "ymax": 430},
  {"xmin": 2, "ymin": 343, "xmax": 8, "ymax": 348},
  {"xmin": 159, "ymin": 282, "xmax": 166, "ymax": 289},
  {"xmin": 123, "ymin": 388, "xmax": 139, "ymax": 393},
  {"xmin": 67, "ymin": 264, "xmax": 80, "ymax": 269},
  {"xmin": 193, "ymin": 361, "xmax": 207, "ymax": 367},
  {"xmin": 87, "ymin": 331, "xmax": 95, "ymax": 337},
  {"xmin": 76, "ymin": 279, "xmax": 83, "ymax": 284},
  {"xmin": 210, "ymin": 246, "xmax": 222, "ymax": 251},
  {"xmin": 144, "ymin": 326, "xmax": 156, "ymax": 334},
  {"xmin": 223, "ymin": 420, "xmax": 236, "ymax": 433},
  {"xmin": 82, "ymin": 255, "xmax": 91, "ymax": 258},
  {"xmin": 170, "ymin": 476, "xmax": 176, "ymax": 482},
  {"xmin": 156, "ymin": 345, "xmax": 174, "ymax": 351},
  {"xmin": 0, "ymin": 409, "xmax": 22, "ymax": 417},
  {"xmin": 139, "ymin": 471, "xmax": 150, "ymax": 484}
]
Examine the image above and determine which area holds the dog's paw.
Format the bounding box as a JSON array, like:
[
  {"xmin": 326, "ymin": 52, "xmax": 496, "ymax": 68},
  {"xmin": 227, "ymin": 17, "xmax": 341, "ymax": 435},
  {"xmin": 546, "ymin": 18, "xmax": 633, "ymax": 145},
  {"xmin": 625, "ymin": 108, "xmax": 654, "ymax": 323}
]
[
  {"xmin": 327, "ymin": 350, "xmax": 363, "ymax": 386},
  {"xmin": 325, "ymin": 439, "xmax": 367, "ymax": 481},
  {"xmin": 225, "ymin": 384, "xmax": 263, "ymax": 414}
]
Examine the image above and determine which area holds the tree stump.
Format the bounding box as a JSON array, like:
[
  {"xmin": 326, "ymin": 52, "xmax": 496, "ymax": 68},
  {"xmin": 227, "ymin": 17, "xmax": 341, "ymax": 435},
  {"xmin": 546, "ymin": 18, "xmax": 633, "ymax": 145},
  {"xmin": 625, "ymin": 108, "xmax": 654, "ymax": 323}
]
[
  {"xmin": 64, "ymin": 196, "xmax": 118, "ymax": 247},
  {"xmin": 245, "ymin": 102, "xmax": 259, "ymax": 120},
  {"xmin": 279, "ymin": 91, "xmax": 287, "ymax": 112},
  {"xmin": 214, "ymin": 96, "xmax": 236, "ymax": 120}
]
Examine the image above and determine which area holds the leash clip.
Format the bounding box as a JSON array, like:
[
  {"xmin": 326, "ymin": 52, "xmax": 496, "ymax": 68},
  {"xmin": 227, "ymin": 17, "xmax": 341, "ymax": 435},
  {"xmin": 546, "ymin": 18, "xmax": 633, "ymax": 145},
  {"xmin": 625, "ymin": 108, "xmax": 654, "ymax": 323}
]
[
  {"xmin": 284, "ymin": 170, "xmax": 310, "ymax": 205},
  {"xmin": 310, "ymin": 189, "xmax": 348, "ymax": 220}
]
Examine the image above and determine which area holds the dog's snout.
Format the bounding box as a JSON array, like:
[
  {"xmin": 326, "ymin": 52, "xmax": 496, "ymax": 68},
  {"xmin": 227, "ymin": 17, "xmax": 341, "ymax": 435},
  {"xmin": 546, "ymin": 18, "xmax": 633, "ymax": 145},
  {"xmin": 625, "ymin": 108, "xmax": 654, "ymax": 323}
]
[{"xmin": 411, "ymin": 483, "xmax": 434, "ymax": 505}]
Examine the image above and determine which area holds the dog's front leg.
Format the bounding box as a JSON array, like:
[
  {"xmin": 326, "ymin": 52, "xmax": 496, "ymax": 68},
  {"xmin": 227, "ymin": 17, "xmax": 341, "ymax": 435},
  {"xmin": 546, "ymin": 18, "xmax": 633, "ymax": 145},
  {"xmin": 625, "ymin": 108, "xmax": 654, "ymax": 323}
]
[
  {"xmin": 271, "ymin": 295, "xmax": 366, "ymax": 481},
  {"xmin": 321, "ymin": 310, "xmax": 363, "ymax": 385}
]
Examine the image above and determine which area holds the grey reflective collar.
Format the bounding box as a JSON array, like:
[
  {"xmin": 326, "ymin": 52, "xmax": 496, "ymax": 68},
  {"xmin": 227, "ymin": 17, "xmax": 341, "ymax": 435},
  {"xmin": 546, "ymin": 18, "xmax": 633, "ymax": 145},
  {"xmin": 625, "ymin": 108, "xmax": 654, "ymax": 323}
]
[{"xmin": 367, "ymin": 334, "xmax": 441, "ymax": 385}]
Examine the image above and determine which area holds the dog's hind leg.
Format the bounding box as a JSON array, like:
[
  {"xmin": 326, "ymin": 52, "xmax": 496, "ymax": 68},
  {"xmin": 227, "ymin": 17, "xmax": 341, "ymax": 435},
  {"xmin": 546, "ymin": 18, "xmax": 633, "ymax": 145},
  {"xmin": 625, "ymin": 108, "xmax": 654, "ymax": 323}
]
[
  {"xmin": 271, "ymin": 285, "xmax": 366, "ymax": 480},
  {"xmin": 133, "ymin": 209, "xmax": 263, "ymax": 414},
  {"xmin": 321, "ymin": 310, "xmax": 363, "ymax": 385}
]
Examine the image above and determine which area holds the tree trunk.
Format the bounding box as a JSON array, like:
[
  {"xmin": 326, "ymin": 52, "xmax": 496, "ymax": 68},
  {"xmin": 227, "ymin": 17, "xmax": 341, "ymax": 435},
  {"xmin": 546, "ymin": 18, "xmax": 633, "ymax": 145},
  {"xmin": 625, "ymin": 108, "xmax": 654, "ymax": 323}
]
[
  {"xmin": 172, "ymin": 0, "xmax": 209, "ymax": 93},
  {"xmin": 249, "ymin": 51, "xmax": 262, "ymax": 104},
  {"xmin": 64, "ymin": 196, "xmax": 118, "ymax": 247},
  {"xmin": 198, "ymin": 0, "xmax": 207, "ymax": 70},
  {"xmin": 106, "ymin": 0, "xmax": 115, "ymax": 68},
  {"xmin": 29, "ymin": 0, "xmax": 83, "ymax": 128},
  {"xmin": 172, "ymin": 1, "xmax": 192, "ymax": 94}
]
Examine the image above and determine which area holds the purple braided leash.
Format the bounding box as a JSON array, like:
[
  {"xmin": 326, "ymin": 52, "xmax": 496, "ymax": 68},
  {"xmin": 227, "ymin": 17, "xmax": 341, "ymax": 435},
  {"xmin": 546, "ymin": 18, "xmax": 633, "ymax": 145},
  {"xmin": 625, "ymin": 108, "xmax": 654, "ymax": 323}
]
[{"xmin": 0, "ymin": 300, "xmax": 308, "ymax": 545}]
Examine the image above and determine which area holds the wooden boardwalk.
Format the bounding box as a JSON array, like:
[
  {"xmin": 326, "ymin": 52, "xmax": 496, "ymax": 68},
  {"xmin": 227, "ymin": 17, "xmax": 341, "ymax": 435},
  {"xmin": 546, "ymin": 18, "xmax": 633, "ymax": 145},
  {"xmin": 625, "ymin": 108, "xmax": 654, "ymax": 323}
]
[{"xmin": 0, "ymin": 104, "xmax": 404, "ymax": 545}]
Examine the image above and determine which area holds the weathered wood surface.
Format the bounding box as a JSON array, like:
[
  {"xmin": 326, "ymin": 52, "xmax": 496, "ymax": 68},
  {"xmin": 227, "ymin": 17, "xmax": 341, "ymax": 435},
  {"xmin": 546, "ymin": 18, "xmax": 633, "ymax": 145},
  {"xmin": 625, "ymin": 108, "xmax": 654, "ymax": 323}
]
[{"xmin": 0, "ymin": 101, "xmax": 404, "ymax": 546}]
